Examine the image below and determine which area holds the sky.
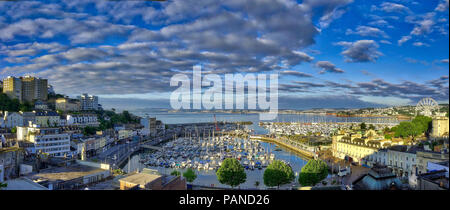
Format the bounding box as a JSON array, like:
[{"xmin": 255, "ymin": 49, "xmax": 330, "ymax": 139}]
[{"xmin": 0, "ymin": 0, "xmax": 448, "ymax": 111}]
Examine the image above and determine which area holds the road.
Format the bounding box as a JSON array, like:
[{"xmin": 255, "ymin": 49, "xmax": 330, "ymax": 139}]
[{"xmin": 91, "ymin": 130, "xmax": 184, "ymax": 169}]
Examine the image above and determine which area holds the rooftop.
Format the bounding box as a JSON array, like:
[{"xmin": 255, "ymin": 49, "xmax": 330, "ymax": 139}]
[
  {"xmin": 4, "ymin": 178, "xmax": 49, "ymax": 190},
  {"xmin": 28, "ymin": 164, "xmax": 107, "ymax": 182},
  {"xmin": 119, "ymin": 173, "xmax": 162, "ymax": 186},
  {"xmin": 418, "ymin": 170, "xmax": 449, "ymax": 189}
]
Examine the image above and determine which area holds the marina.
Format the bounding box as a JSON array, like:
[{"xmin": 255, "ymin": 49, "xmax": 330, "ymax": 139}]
[
  {"xmin": 139, "ymin": 135, "xmax": 276, "ymax": 171},
  {"xmin": 123, "ymin": 137, "xmax": 312, "ymax": 189},
  {"xmin": 121, "ymin": 113, "xmax": 402, "ymax": 188}
]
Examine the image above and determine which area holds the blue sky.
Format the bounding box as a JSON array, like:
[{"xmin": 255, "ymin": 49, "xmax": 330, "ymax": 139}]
[{"xmin": 0, "ymin": 0, "xmax": 448, "ymax": 110}]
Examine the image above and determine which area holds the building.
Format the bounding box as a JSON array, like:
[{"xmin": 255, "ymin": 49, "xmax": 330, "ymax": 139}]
[
  {"xmin": 427, "ymin": 161, "xmax": 449, "ymax": 175},
  {"xmin": 383, "ymin": 145, "xmax": 419, "ymax": 178},
  {"xmin": 334, "ymin": 136, "xmax": 382, "ymax": 163},
  {"xmin": 431, "ymin": 116, "xmax": 449, "ymax": 138},
  {"xmin": 416, "ymin": 150, "xmax": 449, "ymax": 175},
  {"xmin": 34, "ymin": 100, "xmax": 49, "ymax": 110},
  {"xmin": 118, "ymin": 129, "xmax": 136, "ymax": 140},
  {"xmin": 55, "ymin": 97, "xmax": 80, "ymax": 112},
  {"xmin": 21, "ymin": 76, "xmax": 48, "ymax": 102},
  {"xmin": 352, "ymin": 164, "xmax": 404, "ymax": 190},
  {"xmin": 74, "ymin": 135, "xmax": 112, "ymax": 157},
  {"xmin": 2, "ymin": 76, "xmax": 48, "ymax": 103},
  {"xmin": 35, "ymin": 111, "xmax": 60, "ymax": 127},
  {"xmin": 27, "ymin": 160, "xmax": 111, "ymax": 190},
  {"xmin": 2, "ymin": 76, "xmax": 22, "ymax": 102},
  {"xmin": 20, "ymin": 111, "xmax": 36, "ymax": 127},
  {"xmin": 17, "ymin": 125, "xmax": 70, "ymax": 157},
  {"xmin": 1, "ymin": 111, "xmax": 23, "ymax": 128},
  {"xmin": 66, "ymin": 114, "xmax": 99, "ymax": 127},
  {"xmin": 0, "ymin": 147, "xmax": 24, "ymax": 180},
  {"xmin": 3, "ymin": 177, "xmax": 49, "ymax": 190},
  {"xmin": 119, "ymin": 169, "xmax": 186, "ymax": 190},
  {"xmin": 416, "ymin": 170, "xmax": 449, "ymax": 190},
  {"xmin": 78, "ymin": 93, "xmax": 99, "ymax": 111},
  {"xmin": 140, "ymin": 117, "xmax": 157, "ymax": 136}
]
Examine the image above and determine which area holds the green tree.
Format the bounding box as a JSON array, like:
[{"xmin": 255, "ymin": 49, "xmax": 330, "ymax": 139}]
[
  {"xmin": 298, "ymin": 159, "xmax": 329, "ymax": 186},
  {"xmin": 263, "ymin": 160, "xmax": 294, "ymax": 189},
  {"xmin": 11, "ymin": 127, "xmax": 17, "ymax": 134},
  {"xmin": 216, "ymin": 158, "xmax": 246, "ymax": 188},
  {"xmin": 411, "ymin": 115, "xmax": 432, "ymax": 134},
  {"xmin": 369, "ymin": 124, "xmax": 376, "ymax": 130},
  {"xmin": 360, "ymin": 122, "xmax": 367, "ymax": 130},
  {"xmin": 254, "ymin": 181, "xmax": 260, "ymax": 188},
  {"xmin": 83, "ymin": 126, "xmax": 98, "ymax": 136},
  {"xmin": 171, "ymin": 170, "xmax": 181, "ymax": 177},
  {"xmin": 183, "ymin": 168, "xmax": 197, "ymax": 183}
]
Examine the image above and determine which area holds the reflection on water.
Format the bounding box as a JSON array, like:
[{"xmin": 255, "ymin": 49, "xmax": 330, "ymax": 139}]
[{"xmin": 123, "ymin": 141, "xmax": 311, "ymax": 189}]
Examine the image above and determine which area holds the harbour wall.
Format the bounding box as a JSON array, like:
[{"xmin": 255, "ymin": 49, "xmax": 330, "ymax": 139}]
[{"xmin": 251, "ymin": 136, "xmax": 315, "ymax": 159}]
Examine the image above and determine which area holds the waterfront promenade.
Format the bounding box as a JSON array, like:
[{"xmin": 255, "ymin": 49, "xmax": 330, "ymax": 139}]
[{"xmin": 250, "ymin": 136, "xmax": 316, "ymax": 158}]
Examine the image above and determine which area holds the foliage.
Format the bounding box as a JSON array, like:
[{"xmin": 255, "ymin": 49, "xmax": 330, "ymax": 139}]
[
  {"xmin": 237, "ymin": 121, "xmax": 253, "ymax": 125},
  {"xmin": 171, "ymin": 170, "xmax": 181, "ymax": 177},
  {"xmin": 263, "ymin": 160, "xmax": 294, "ymax": 188},
  {"xmin": 11, "ymin": 127, "xmax": 17, "ymax": 133},
  {"xmin": 384, "ymin": 134, "xmax": 392, "ymax": 140},
  {"xmin": 183, "ymin": 168, "xmax": 197, "ymax": 183},
  {"xmin": 216, "ymin": 158, "xmax": 246, "ymax": 188},
  {"xmin": 368, "ymin": 124, "xmax": 375, "ymax": 130},
  {"xmin": 112, "ymin": 169, "xmax": 126, "ymax": 175},
  {"xmin": 254, "ymin": 181, "xmax": 260, "ymax": 188},
  {"xmin": 298, "ymin": 159, "xmax": 329, "ymax": 186},
  {"xmin": 392, "ymin": 115, "xmax": 432, "ymax": 138},
  {"xmin": 411, "ymin": 115, "xmax": 432, "ymax": 134},
  {"xmin": 83, "ymin": 126, "xmax": 98, "ymax": 136},
  {"xmin": 19, "ymin": 101, "xmax": 34, "ymax": 112},
  {"xmin": 97, "ymin": 109, "xmax": 140, "ymax": 130},
  {"xmin": 0, "ymin": 93, "xmax": 20, "ymax": 112},
  {"xmin": 360, "ymin": 122, "xmax": 367, "ymax": 130}
]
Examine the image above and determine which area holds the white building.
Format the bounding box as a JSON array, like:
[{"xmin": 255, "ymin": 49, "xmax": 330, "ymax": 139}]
[
  {"xmin": 1, "ymin": 111, "xmax": 23, "ymax": 128},
  {"xmin": 17, "ymin": 125, "xmax": 71, "ymax": 157},
  {"xmin": 369, "ymin": 145, "xmax": 419, "ymax": 178},
  {"xmin": 66, "ymin": 114, "xmax": 99, "ymax": 127},
  {"xmin": 118, "ymin": 129, "xmax": 136, "ymax": 140},
  {"xmin": 78, "ymin": 93, "xmax": 99, "ymax": 111},
  {"xmin": 140, "ymin": 117, "xmax": 156, "ymax": 136}
]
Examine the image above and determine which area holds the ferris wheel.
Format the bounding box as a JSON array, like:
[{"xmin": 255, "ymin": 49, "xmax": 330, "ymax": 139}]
[{"xmin": 415, "ymin": 97, "xmax": 439, "ymax": 117}]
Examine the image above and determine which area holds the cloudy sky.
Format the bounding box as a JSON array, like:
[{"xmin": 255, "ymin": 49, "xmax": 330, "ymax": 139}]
[{"xmin": 0, "ymin": 0, "xmax": 448, "ymax": 111}]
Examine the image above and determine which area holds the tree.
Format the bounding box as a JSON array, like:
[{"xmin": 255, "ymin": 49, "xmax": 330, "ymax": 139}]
[
  {"xmin": 298, "ymin": 159, "xmax": 329, "ymax": 186},
  {"xmin": 11, "ymin": 127, "xmax": 17, "ymax": 134},
  {"xmin": 360, "ymin": 122, "xmax": 367, "ymax": 130},
  {"xmin": 254, "ymin": 181, "xmax": 260, "ymax": 189},
  {"xmin": 411, "ymin": 115, "xmax": 432, "ymax": 134},
  {"xmin": 183, "ymin": 168, "xmax": 197, "ymax": 183},
  {"xmin": 83, "ymin": 126, "xmax": 98, "ymax": 136},
  {"xmin": 171, "ymin": 170, "xmax": 181, "ymax": 177},
  {"xmin": 263, "ymin": 160, "xmax": 294, "ymax": 189},
  {"xmin": 369, "ymin": 124, "xmax": 375, "ymax": 130},
  {"xmin": 216, "ymin": 158, "xmax": 246, "ymax": 188}
]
